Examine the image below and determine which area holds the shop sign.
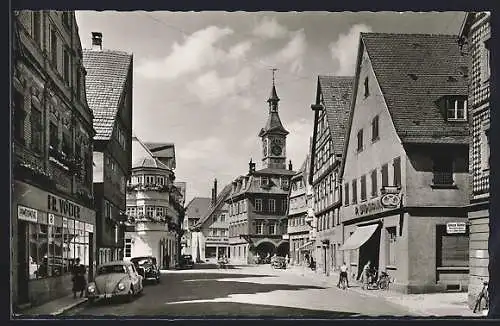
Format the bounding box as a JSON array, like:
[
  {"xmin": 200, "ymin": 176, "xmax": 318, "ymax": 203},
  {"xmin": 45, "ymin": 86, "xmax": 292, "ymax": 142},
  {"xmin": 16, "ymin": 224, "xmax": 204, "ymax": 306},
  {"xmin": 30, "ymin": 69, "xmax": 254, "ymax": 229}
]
[
  {"xmin": 381, "ymin": 193, "xmax": 401, "ymax": 208},
  {"xmin": 207, "ymin": 237, "xmax": 228, "ymax": 242},
  {"xmin": 85, "ymin": 223, "xmax": 94, "ymax": 233},
  {"xmin": 47, "ymin": 194, "xmax": 81, "ymax": 219},
  {"xmin": 282, "ymin": 234, "xmax": 290, "ymax": 240},
  {"xmin": 355, "ymin": 198, "xmax": 383, "ymax": 216},
  {"xmin": 446, "ymin": 222, "xmax": 467, "ymax": 234},
  {"xmin": 18, "ymin": 205, "xmax": 38, "ymax": 223}
]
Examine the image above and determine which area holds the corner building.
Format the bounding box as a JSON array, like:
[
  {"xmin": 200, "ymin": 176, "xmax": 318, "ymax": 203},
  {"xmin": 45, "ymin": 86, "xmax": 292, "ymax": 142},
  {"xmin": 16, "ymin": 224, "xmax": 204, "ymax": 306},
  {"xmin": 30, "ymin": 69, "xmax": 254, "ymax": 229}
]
[
  {"xmin": 339, "ymin": 33, "xmax": 470, "ymax": 294},
  {"xmin": 227, "ymin": 81, "xmax": 295, "ymax": 264},
  {"xmin": 12, "ymin": 11, "xmax": 96, "ymax": 309}
]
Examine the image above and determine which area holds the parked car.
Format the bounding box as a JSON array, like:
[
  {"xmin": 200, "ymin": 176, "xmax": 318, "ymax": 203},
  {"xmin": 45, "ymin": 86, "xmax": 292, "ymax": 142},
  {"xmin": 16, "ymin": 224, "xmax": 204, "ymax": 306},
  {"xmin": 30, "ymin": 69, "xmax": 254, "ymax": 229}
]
[
  {"xmin": 131, "ymin": 256, "xmax": 161, "ymax": 284},
  {"xmin": 86, "ymin": 261, "xmax": 144, "ymax": 303},
  {"xmin": 271, "ymin": 256, "xmax": 287, "ymax": 269},
  {"xmin": 179, "ymin": 254, "xmax": 194, "ymax": 269}
]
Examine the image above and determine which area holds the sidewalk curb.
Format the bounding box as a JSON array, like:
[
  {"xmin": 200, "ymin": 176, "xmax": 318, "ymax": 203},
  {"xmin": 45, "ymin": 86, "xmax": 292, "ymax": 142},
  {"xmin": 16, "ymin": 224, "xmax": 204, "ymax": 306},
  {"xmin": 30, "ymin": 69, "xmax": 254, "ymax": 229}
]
[{"xmin": 50, "ymin": 298, "xmax": 88, "ymax": 316}]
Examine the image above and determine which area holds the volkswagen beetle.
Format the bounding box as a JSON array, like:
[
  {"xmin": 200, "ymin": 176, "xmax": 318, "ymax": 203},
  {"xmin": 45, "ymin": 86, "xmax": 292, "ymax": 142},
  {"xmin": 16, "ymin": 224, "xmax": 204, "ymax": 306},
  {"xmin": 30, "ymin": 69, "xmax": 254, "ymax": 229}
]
[{"xmin": 86, "ymin": 261, "xmax": 144, "ymax": 303}]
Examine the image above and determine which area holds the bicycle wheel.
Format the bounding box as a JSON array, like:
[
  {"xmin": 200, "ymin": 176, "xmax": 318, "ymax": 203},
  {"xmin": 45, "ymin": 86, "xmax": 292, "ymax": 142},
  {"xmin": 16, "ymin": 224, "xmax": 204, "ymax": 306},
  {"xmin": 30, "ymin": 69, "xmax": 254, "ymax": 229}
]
[{"xmin": 379, "ymin": 279, "xmax": 389, "ymax": 290}]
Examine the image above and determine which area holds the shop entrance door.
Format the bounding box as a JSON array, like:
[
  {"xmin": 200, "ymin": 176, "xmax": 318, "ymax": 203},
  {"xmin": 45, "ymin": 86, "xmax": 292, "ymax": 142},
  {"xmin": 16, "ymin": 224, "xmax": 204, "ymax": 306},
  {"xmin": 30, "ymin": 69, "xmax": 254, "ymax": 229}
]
[{"xmin": 17, "ymin": 221, "xmax": 29, "ymax": 304}]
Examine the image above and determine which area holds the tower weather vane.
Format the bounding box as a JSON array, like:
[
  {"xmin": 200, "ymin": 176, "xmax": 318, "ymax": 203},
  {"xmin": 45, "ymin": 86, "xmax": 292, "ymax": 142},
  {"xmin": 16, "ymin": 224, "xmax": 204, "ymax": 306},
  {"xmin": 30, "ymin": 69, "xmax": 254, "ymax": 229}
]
[{"xmin": 271, "ymin": 68, "xmax": 278, "ymax": 85}]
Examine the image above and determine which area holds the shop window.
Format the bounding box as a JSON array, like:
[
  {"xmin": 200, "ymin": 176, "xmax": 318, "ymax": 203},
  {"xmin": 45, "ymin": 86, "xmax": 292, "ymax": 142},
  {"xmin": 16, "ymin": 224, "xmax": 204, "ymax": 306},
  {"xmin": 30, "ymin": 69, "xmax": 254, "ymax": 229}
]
[
  {"xmin": 30, "ymin": 107, "xmax": 43, "ymax": 153},
  {"xmin": 386, "ymin": 227, "xmax": 397, "ymax": 267},
  {"xmin": 436, "ymin": 225, "xmax": 469, "ymax": 267},
  {"xmin": 13, "ymin": 90, "xmax": 26, "ymax": 144},
  {"xmin": 393, "ymin": 157, "xmax": 401, "ymax": 187},
  {"xmin": 433, "ymin": 155, "xmax": 454, "ymax": 186}
]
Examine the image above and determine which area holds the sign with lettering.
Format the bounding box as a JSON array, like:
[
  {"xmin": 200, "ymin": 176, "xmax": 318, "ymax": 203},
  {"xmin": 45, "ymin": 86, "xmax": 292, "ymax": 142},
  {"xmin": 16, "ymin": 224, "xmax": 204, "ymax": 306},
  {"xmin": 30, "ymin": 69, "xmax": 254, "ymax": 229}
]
[
  {"xmin": 85, "ymin": 223, "xmax": 94, "ymax": 233},
  {"xmin": 48, "ymin": 213, "xmax": 55, "ymax": 225},
  {"xmin": 354, "ymin": 198, "xmax": 384, "ymax": 216},
  {"xmin": 206, "ymin": 237, "xmax": 228, "ymax": 242},
  {"xmin": 47, "ymin": 194, "xmax": 81, "ymax": 219},
  {"xmin": 18, "ymin": 205, "xmax": 38, "ymax": 223},
  {"xmin": 446, "ymin": 222, "xmax": 467, "ymax": 234}
]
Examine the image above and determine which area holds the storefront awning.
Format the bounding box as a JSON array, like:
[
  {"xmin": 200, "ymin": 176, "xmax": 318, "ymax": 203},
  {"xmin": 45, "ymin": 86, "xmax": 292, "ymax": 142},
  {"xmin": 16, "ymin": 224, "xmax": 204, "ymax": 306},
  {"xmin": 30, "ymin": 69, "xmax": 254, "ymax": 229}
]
[
  {"xmin": 340, "ymin": 224, "xmax": 379, "ymax": 251},
  {"xmin": 299, "ymin": 241, "xmax": 314, "ymax": 252}
]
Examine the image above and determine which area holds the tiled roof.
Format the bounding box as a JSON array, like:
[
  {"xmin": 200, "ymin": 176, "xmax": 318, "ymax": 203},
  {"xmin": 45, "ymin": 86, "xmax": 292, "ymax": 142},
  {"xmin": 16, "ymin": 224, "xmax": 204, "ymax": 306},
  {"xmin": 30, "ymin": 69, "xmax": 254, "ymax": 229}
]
[
  {"xmin": 318, "ymin": 76, "xmax": 354, "ymax": 156},
  {"xmin": 361, "ymin": 33, "xmax": 469, "ymax": 144},
  {"xmin": 82, "ymin": 49, "xmax": 132, "ymax": 141},
  {"xmin": 145, "ymin": 143, "xmax": 176, "ymax": 159},
  {"xmin": 194, "ymin": 184, "xmax": 232, "ymax": 229},
  {"xmin": 131, "ymin": 136, "xmax": 170, "ymax": 170},
  {"xmin": 292, "ymin": 155, "xmax": 309, "ymax": 180},
  {"xmin": 185, "ymin": 197, "xmax": 212, "ymax": 219}
]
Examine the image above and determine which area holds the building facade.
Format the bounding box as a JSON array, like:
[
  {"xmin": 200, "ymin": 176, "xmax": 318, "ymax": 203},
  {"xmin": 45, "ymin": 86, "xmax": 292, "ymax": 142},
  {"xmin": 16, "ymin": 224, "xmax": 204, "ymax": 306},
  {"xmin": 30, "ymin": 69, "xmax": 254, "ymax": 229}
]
[
  {"xmin": 339, "ymin": 33, "xmax": 470, "ymax": 294},
  {"xmin": 12, "ymin": 10, "xmax": 96, "ymax": 309},
  {"xmin": 83, "ymin": 32, "xmax": 133, "ymax": 265},
  {"xmin": 309, "ymin": 76, "xmax": 354, "ymax": 276},
  {"xmin": 459, "ymin": 12, "xmax": 491, "ymax": 308},
  {"xmin": 287, "ymin": 156, "xmax": 314, "ymax": 266},
  {"xmin": 124, "ymin": 136, "xmax": 183, "ymax": 269},
  {"xmin": 227, "ymin": 80, "xmax": 295, "ymax": 264},
  {"xmin": 191, "ymin": 180, "xmax": 232, "ymax": 262},
  {"xmin": 182, "ymin": 197, "xmax": 211, "ymax": 260}
]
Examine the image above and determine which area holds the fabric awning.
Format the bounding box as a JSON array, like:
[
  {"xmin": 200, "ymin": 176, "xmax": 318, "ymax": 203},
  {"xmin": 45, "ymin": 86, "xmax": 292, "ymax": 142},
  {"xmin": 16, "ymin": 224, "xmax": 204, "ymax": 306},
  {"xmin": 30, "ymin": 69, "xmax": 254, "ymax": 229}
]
[
  {"xmin": 299, "ymin": 241, "xmax": 314, "ymax": 251},
  {"xmin": 340, "ymin": 224, "xmax": 379, "ymax": 251}
]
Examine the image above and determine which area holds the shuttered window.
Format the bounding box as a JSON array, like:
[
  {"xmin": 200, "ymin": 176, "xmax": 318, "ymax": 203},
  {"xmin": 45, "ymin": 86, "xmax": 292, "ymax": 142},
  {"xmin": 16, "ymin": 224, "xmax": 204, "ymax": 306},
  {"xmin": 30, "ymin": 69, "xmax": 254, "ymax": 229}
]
[
  {"xmin": 351, "ymin": 179, "xmax": 357, "ymax": 204},
  {"xmin": 371, "ymin": 169, "xmax": 378, "ymax": 197},
  {"xmin": 360, "ymin": 175, "xmax": 367, "ymax": 201},
  {"xmin": 381, "ymin": 164, "xmax": 389, "ymax": 187},
  {"xmin": 344, "ymin": 183, "xmax": 349, "ymax": 206},
  {"xmin": 393, "ymin": 157, "xmax": 401, "ymax": 187}
]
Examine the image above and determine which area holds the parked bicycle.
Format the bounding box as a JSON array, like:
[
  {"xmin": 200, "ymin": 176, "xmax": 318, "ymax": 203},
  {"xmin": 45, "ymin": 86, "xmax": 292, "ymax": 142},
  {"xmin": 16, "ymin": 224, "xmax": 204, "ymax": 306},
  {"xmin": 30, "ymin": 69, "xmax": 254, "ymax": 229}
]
[
  {"xmin": 473, "ymin": 280, "xmax": 489, "ymax": 314},
  {"xmin": 377, "ymin": 271, "xmax": 391, "ymax": 290}
]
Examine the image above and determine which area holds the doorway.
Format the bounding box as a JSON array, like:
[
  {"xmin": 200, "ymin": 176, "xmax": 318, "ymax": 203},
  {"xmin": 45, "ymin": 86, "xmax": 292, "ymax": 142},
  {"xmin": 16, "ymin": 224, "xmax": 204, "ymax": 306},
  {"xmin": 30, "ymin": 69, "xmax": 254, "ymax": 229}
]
[
  {"xmin": 17, "ymin": 221, "xmax": 29, "ymax": 304},
  {"xmin": 358, "ymin": 224, "xmax": 382, "ymax": 278},
  {"xmin": 88, "ymin": 233, "xmax": 94, "ymax": 282}
]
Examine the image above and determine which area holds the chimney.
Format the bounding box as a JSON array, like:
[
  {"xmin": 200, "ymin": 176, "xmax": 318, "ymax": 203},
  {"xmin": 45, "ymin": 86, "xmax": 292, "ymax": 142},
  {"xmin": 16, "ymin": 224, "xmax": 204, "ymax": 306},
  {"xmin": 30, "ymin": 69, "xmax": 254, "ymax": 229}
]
[
  {"xmin": 249, "ymin": 158, "xmax": 256, "ymax": 174},
  {"xmin": 212, "ymin": 179, "xmax": 218, "ymax": 205},
  {"xmin": 288, "ymin": 160, "xmax": 293, "ymax": 171},
  {"xmin": 91, "ymin": 32, "xmax": 103, "ymax": 51}
]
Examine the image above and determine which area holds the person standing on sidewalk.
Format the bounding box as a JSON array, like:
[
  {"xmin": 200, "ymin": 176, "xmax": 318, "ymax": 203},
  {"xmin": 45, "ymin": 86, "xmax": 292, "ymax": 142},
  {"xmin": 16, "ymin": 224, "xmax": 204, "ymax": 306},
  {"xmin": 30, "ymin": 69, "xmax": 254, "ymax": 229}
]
[
  {"xmin": 71, "ymin": 258, "xmax": 86, "ymax": 299},
  {"xmin": 337, "ymin": 262, "xmax": 349, "ymax": 288},
  {"xmin": 359, "ymin": 261, "xmax": 371, "ymax": 290}
]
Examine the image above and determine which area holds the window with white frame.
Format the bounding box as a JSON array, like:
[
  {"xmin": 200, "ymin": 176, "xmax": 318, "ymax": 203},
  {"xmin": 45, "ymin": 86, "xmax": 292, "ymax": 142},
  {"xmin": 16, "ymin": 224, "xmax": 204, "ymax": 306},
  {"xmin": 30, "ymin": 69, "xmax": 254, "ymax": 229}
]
[
  {"xmin": 269, "ymin": 223, "xmax": 276, "ymax": 235},
  {"xmin": 269, "ymin": 199, "xmax": 276, "ymax": 212},
  {"xmin": 125, "ymin": 239, "xmax": 132, "ymax": 258},
  {"xmin": 282, "ymin": 199, "xmax": 287, "ymax": 212},
  {"xmin": 255, "ymin": 199, "xmax": 263, "ymax": 212},
  {"xmin": 447, "ymin": 98, "xmax": 467, "ymax": 121},
  {"xmin": 156, "ymin": 206, "xmax": 164, "ymax": 217},
  {"xmin": 146, "ymin": 206, "xmax": 155, "ymax": 217},
  {"xmin": 255, "ymin": 222, "xmax": 263, "ymax": 234},
  {"xmin": 220, "ymin": 214, "xmax": 226, "ymax": 222},
  {"xmin": 261, "ymin": 177, "xmax": 269, "ymax": 186},
  {"xmin": 145, "ymin": 175, "xmax": 155, "ymax": 185},
  {"xmin": 157, "ymin": 176, "xmax": 165, "ymax": 185},
  {"xmin": 136, "ymin": 175, "xmax": 143, "ymax": 184},
  {"xmin": 281, "ymin": 177, "xmax": 289, "ymax": 188}
]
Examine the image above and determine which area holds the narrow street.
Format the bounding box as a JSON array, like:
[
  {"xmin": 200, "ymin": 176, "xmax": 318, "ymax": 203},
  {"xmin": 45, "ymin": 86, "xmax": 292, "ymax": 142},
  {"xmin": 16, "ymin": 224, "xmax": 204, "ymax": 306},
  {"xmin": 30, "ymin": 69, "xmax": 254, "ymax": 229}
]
[{"xmin": 63, "ymin": 264, "xmax": 410, "ymax": 317}]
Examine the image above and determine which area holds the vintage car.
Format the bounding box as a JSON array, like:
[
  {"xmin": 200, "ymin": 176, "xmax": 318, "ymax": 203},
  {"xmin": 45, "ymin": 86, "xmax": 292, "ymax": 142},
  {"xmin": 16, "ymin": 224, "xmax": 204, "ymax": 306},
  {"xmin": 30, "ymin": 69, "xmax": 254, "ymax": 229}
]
[
  {"xmin": 130, "ymin": 256, "xmax": 160, "ymax": 284},
  {"xmin": 178, "ymin": 254, "xmax": 194, "ymax": 269},
  {"xmin": 86, "ymin": 261, "xmax": 144, "ymax": 302}
]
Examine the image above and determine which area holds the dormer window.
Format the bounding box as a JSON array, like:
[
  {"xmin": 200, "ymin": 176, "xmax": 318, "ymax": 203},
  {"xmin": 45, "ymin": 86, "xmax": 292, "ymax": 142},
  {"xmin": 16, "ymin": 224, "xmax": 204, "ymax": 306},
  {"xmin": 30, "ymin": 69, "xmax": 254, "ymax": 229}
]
[
  {"xmin": 446, "ymin": 97, "xmax": 467, "ymax": 121},
  {"xmin": 261, "ymin": 177, "xmax": 269, "ymax": 186}
]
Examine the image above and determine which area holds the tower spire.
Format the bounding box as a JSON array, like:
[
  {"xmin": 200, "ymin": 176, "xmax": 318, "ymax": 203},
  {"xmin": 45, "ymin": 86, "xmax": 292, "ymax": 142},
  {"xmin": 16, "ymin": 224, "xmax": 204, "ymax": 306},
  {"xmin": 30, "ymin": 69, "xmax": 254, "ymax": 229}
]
[{"xmin": 267, "ymin": 68, "xmax": 280, "ymax": 109}]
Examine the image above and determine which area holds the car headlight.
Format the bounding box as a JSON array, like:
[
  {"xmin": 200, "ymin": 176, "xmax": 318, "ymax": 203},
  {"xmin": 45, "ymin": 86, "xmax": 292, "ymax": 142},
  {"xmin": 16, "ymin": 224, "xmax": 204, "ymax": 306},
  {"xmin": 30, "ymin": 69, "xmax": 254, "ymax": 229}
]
[
  {"xmin": 87, "ymin": 285, "xmax": 95, "ymax": 293},
  {"xmin": 117, "ymin": 282, "xmax": 125, "ymax": 291}
]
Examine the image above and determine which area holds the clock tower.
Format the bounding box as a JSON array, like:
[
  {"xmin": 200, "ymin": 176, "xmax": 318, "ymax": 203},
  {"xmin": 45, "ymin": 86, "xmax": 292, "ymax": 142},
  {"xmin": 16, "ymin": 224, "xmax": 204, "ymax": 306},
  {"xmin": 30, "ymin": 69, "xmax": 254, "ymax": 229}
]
[{"xmin": 259, "ymin": 70, "xmax": 289, "ymax": 170}]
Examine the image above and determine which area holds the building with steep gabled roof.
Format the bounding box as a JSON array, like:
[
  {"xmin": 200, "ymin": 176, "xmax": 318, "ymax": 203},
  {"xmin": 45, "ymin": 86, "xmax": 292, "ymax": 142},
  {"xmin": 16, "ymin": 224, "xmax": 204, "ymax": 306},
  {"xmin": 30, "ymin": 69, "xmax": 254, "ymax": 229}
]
[
  {"xmin": 226, "ymin": 75, "xmax": 295, "ymax": 264},
  {"xmin": 189, "ymin": 180, "xmax": 232, "ymax": 262},
  {"xmin": 181, "ymin": 196, "xmax": 212, "ymax": 257},
  {"xmin": 309, "ymin": 75, "xmax": 354, "ymax": 275},
  {"xmin": 83, "ymin": 32, "xmax": 133, "ymax": 265},
  {"xmin": 124, "ymin": 136, "xmax": 184, "ymax": 269},
  {"xmin": 339, "ymin": 33, "xmax": 470, "ymax": 294}
]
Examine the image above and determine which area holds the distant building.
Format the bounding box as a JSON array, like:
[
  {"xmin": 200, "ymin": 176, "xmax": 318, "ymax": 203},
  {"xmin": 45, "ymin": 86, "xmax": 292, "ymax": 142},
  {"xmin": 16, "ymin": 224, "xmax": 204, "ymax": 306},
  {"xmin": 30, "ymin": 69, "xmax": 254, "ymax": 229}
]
[
  {"xmin": 227, "ymin": 77, "xmax": 295, "ymax": 264},
  {"xmin": 339, "ymin": 33, "xmax": 470, "ymax": 294},
  {"xmin": 191, "ymin": 180, "xmax": 232, "ymax": 262},
  {"xmin": 182, "ymin": 197, "xmax": 212, "ymax": 259},
  {"xmin": 83, "ymin": 32, "xmax": 133, "ymax": 265},
  {"xmin": 12, "ymin": 10, "xmax": 96, "ymax": 309},
  {"xmin": 309, "ymin": 76, "xmax": 354, "ymax": 276},
  {"xmin": 287, "ymin": 156, "xmax": 314, "ymax": 266},
  {"xmin": 459, "ymin": 12, "xmax": 491, "ymax": 308},
  {"xmin": 124, "ymin": 136, "xmax": 184, "ymax": 269},
  {"xmin": 174, "ymin": 181, "xmax": 187, "ymax": 207}
]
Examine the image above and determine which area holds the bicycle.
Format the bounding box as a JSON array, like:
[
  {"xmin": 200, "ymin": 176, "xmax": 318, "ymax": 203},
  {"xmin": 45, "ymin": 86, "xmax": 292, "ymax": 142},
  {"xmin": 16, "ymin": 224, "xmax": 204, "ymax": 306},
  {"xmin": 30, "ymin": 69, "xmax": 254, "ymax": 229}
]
[
  {"xmin": 377, "ymin": 271, "xmax": 391, "ymax": 290},
  {"xmin": 473, "ymin": 281, "xmax": 489, "ymax": 314},
  {"xmin": 339, "ymin": 276, "xmax": 348, "ymax": 290}
]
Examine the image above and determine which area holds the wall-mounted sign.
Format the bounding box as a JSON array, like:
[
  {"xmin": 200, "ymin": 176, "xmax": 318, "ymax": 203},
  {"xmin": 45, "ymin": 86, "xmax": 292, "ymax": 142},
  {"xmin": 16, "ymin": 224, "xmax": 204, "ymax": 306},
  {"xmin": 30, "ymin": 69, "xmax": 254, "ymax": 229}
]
[
  {"xmin": 48, "ymin": 213, "xmax": 55, "ymax": 225},
  {"xmin": 355, "ymin": 198, "xmax": 383, "ymax": 216},
  {"xmin": 446, "ymin": 222, "xmax": 467, "ymax": 234},
  {"xmin": 381, "ymin": 193, "xmax": 401, "ymax": 208},
  {"xmin": 47, "ymin": 194, "xmax": 81, "ymax": 219},
  {"xmin": 18, "ymin": 205, "xmax": 38, "ymax": 223},
  {"xmin": 282, "ymin": 234, "xmax": 290, "ymax": 240}
]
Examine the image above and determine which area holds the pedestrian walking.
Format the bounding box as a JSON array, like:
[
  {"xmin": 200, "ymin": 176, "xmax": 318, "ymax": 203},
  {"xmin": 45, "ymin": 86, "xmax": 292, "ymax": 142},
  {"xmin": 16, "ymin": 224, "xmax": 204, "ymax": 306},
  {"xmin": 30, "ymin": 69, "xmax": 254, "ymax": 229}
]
[
  {"xmin": 337, "ymin": 262, "xmax": 349, "ymax": 288},
  {"xmin": 359, "ymin": 261, "xmax": 371, "ymax": 290},
  {"xmin": 71, "ymin": 258, "xmax": 86, "ymax": 299}
]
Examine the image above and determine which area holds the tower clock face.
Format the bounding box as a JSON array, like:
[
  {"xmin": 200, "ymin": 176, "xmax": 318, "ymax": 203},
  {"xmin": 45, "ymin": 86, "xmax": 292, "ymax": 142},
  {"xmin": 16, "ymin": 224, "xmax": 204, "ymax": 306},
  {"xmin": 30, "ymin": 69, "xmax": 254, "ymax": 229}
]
[{"xmin": 271, "ymin": 145, "xmax": 282, "ymax": 156}]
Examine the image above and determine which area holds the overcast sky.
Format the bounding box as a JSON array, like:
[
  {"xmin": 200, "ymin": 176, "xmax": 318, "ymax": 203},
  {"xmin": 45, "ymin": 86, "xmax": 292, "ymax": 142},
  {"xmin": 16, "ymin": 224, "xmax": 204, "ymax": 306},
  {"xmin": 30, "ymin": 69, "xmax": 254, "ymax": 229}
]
[{"xmin": 75, "ymin": 11, "xmax": 466, "ymax": 203}]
